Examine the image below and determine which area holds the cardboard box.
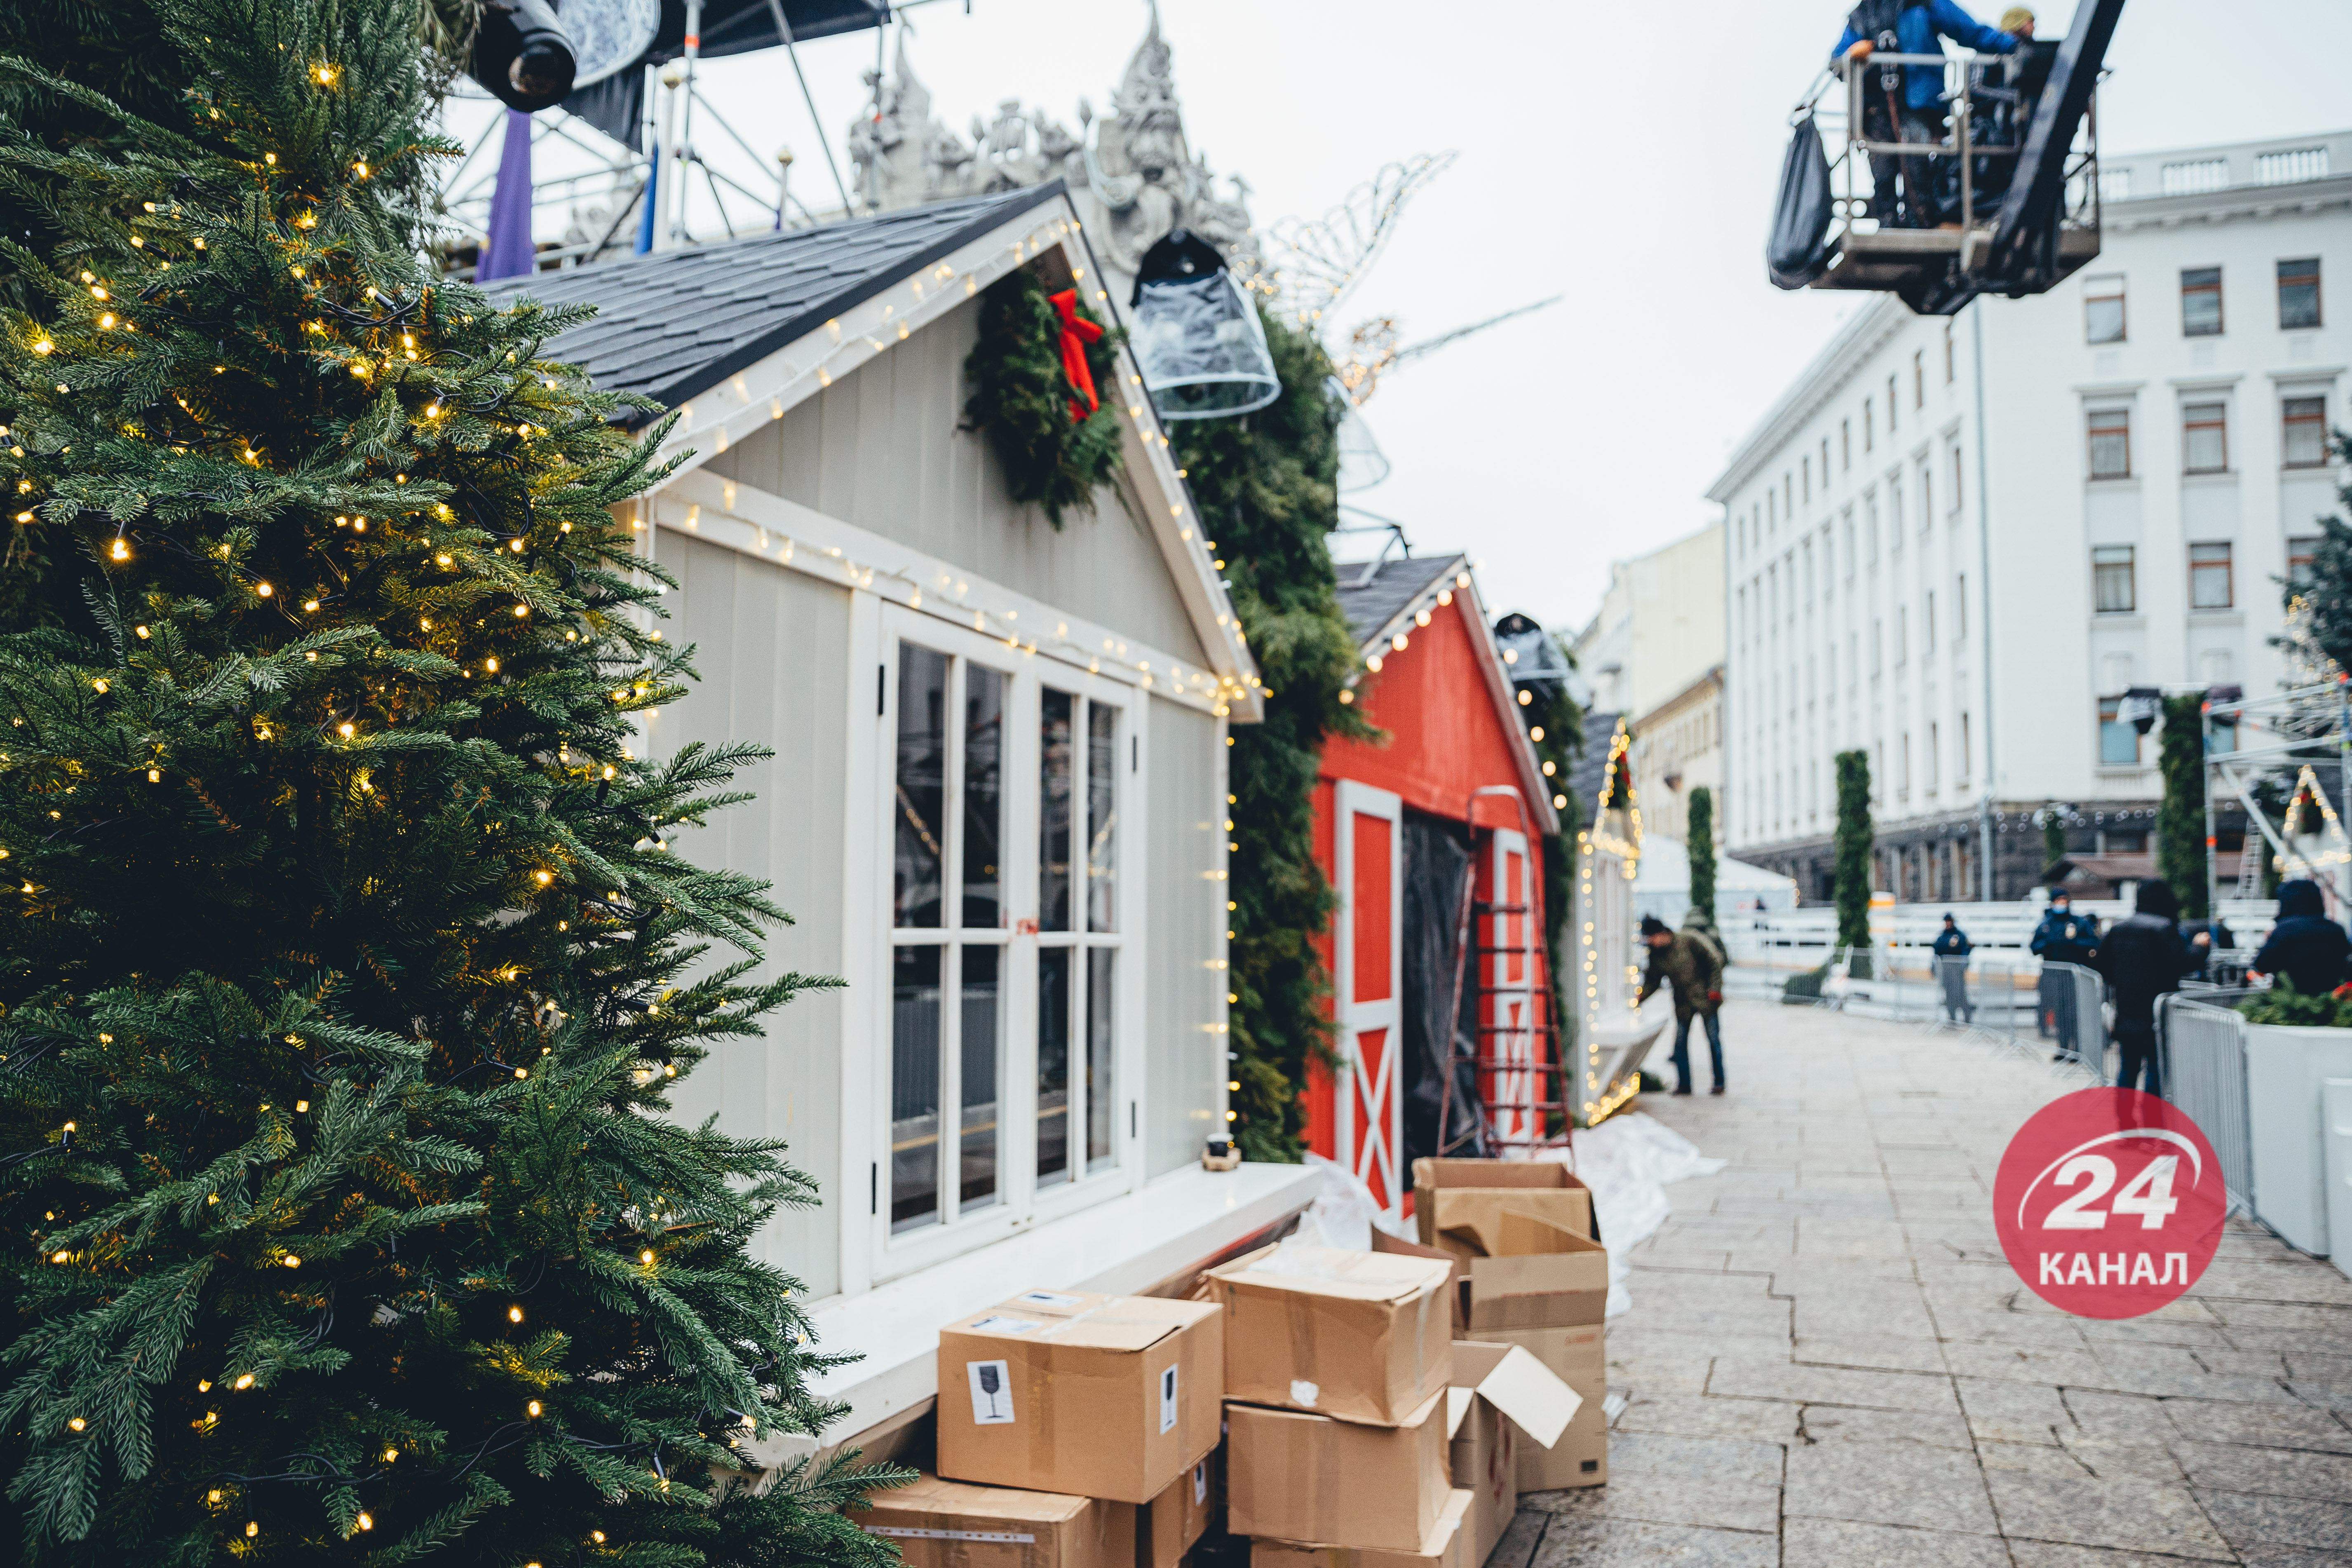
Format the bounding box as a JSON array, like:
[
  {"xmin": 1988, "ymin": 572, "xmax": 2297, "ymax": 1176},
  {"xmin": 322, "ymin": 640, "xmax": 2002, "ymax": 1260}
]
[
  {"xmin": 1246, "ymin": 1489, "xmax": 1473, "ymax": 1568},
  {"xmin": 1369, "ymin": 1230, "xmax": 1470, "ymax": 1335},
  {"xmin": 937, "ymin": 1291, "xmax": 1224, "ymax": 1503},
  {"xmin": 854, "ymin": 1472, "xmax": 1132, "ymax": 1568},
  {"xmin": 1225, "ymin": 1391, "xmax": 1450, "ymax": 1551},
  {"xmin": 1447, "ymin": 1342, "xmax": 1582, "ymax": 1566},
  {"xmin": 1203, "ymin": 1243, "xmax": 1453, "ymax": 1426},
  {"xmin": 1412, "ymin": 1160, "xmax": 1596, "ymax": 1255},
  {"xmin": 1443, "ymin": 1210, "xmax": 1609, "ymax": 1331},
  {"xmin": 1475, "ymin": 1324, "xmax": 1607, "ymax": 1491},
  {"xmin": 1110, "ymin": 1453, "xmax": 1217, "ymax": 1568}
]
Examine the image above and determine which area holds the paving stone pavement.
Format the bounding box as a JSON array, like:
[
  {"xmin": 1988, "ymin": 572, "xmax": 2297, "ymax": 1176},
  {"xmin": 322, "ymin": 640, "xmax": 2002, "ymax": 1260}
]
[{"xmin": 1500, "ymin": 999, "xmax": 2352, "ymax": 1567}]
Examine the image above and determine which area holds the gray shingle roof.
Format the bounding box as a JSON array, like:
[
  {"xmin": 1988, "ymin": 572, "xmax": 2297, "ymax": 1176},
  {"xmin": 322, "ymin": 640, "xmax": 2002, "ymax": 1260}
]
[
  {"xmin": 1565, "ymin": 711, "xmax": 1622, "ymax": 812},
  {"xmin": 1332, "ymin": 553, "xmax": 1467, "ymax": 653},
  {"xmin": 481, "ymin": 184, "xmax": 1065, "ymax": 423}
]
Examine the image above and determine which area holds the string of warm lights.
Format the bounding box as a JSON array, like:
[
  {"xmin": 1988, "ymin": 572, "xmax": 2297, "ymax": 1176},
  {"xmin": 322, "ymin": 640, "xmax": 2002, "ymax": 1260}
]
[{"xmin": 1577, "ymin": 718, "xmax": 1645, "ymax": 1124}]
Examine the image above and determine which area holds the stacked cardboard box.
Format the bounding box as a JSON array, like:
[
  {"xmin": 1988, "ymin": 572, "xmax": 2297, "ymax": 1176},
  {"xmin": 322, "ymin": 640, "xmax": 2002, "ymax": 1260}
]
[
  {"xmin": 1414, "ymin": 1160, "xmax": 1612, "ymax": 1491},
  {"xmin": 1446, "ymin": 1342, "xmax": 1582, "ymax": 1566},
  {"xmin": 1202, "ymin": 1243, "xmax": 1474, "ymax": 1568},
  {"xmin": 884, "ymin": 1289, "xmax": 1225, "ymax": 1568}
]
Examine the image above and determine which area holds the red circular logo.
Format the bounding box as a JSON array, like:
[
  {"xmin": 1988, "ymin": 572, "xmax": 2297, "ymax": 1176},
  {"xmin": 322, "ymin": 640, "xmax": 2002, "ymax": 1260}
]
[{"xmin": 1993, "ymin": 1088, "xmax": 2226, "ymax": 1319}]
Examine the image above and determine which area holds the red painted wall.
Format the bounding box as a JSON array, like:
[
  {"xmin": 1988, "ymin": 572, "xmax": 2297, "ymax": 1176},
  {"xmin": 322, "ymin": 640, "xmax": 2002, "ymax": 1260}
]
[
  {"xmin": 1322, "ymin": 598, "xmax": 1534, "ymax": 827},
  {"xmin": 1302, "ymin": 596, "xmax": 1550, "ymax": 1168}
]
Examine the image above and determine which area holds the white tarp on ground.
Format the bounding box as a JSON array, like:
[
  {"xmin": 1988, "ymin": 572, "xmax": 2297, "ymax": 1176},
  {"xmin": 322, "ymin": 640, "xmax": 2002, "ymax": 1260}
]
[
  {"xmin": 1544, "ymin": 1113, "xmax": 1727, "ymax": 1317},
  {"xmin": 1634, "ymin": 833, "xmax": 1800, "ymax": 925},
  {"xmin": 1297, "ymin": 1120, "xmax": 1725, "ymax": 1322}
]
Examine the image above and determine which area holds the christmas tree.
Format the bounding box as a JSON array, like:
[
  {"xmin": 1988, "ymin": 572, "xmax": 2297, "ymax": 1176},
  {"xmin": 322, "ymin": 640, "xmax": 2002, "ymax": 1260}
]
[{"xmin": 0, "ymin": 0, "xmax": 899, "ymax": 1561}]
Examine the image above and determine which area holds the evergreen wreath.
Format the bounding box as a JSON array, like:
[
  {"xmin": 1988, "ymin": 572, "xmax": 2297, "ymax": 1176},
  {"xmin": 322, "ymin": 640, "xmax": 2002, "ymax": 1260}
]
[{"xmin": 962, "ymin": 268, "xmax": 1127, "ymax": 530}]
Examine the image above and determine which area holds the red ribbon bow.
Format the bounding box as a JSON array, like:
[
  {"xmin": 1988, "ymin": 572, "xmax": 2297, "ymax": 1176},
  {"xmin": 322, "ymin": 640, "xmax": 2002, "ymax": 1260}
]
[{"xmin": 1049, "ymin": 288, "xmax": 1104, "ymax": 424}]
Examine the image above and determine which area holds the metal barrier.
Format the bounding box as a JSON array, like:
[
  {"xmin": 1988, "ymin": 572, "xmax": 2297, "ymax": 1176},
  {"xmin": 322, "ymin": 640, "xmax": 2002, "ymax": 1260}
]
[{"xmin": 2160, "ymin": 993, "xmax": 2257, "ymax": 1214}]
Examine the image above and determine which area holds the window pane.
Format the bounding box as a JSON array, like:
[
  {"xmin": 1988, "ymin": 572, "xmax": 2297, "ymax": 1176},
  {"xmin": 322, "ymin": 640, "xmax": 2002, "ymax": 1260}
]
[
  {"xmin": 959, "ymin": 946, "xmax": 1001, "ymax": 1214},
  {"xmin": 2190, "ymin": 543, "xmax": 2232, "ymax": 610},
  {"xmin": 2087, "ymin": 409, "xmax": 2130, "ymax": 480},
  {"xmin": 893, "ymin": 646, "xmax": 948, "ymax": 929},
  {"xmin": 963, "ymin": 665, "xmax": 1004, "ymax": 928},
  {"xmin": 2291, "ymin": 535, "xmax": 2322, "ymax": 588},
  {"xmin": 1040, "ymin": 690, "xmax": 1074, "ymax": 932},
  {"xmin": 2285, "ymin": 397, "xmax": 2329, "ymax": 468},
  {"xmin": 2099, "ymin": 702, "xmax": 2139, "ymax": 767},
  {"xmin": 1087, "ymin": 702, "xmax": 1118, "ymax": 932},
  {"xmin": 2183, "ymin": 403, "xmax": 2227, "ymax": 474},
  {"xmin": 2182, "ymin": 268, "xmax": 2223, "ymax": 337},
  {"xmin": 2093, "ymin": 545, "xmax": 2135, "ymax": 613},
  {"xmin": 2280, "ymin": 258, "xmax": 2322, "ymax": 330},
  {"xmin": 890, "ymin": 945, "xmax": 943, "ymax": 1233},
  {"xmin": 1086, "ymin": 948, "xmax": 1116, "ymax": 1171},
  {"xmin": 2085, "ymin": 277, "xmax": 2125, "ymax": 344},
  {"xmin": 1036, "ymin": 947, "xmax": 1071, "ymax": 1188}
]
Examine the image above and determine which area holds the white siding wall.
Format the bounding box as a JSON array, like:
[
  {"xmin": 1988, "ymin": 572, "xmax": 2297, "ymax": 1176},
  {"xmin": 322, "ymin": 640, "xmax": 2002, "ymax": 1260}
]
[
  {"xmin": 703, "ymin": 295, "xmax": 1210, "ymax": 672},
  {"xmin": 1145, "ymin": 697, "xmax": 1227, "ymax": 1176},
  {"xmin": 647, "ymin": 533, "xmax": 854, "ymax": 1299}
]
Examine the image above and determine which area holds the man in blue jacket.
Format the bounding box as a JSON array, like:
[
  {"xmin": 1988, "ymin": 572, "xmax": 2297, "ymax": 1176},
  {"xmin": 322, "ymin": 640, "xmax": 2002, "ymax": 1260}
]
[
  {"xmin": 2030, "ymin": 890, "xmax": 2098, "ymax": 1062},
  {"xmin": 1833, "ymin": 0, "xmax": 2021, "ymax": 228}
]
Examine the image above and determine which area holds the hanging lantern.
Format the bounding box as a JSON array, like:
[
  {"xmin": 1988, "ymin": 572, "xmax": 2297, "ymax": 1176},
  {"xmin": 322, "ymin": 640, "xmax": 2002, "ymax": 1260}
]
[
  {"xmin": 1130, "ymin": 229, "xmax": 1279, "ymax": 420},
  {"xmin": 1328, "ymin": 380, "xmax": 1392, "ymax": 492}
]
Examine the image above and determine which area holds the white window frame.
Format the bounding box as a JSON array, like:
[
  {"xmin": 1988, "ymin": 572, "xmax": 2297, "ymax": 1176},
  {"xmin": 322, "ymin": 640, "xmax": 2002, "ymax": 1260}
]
[{"xmin": 870, "ymin": 605, "xmax": 1148, "ymax": 1282}]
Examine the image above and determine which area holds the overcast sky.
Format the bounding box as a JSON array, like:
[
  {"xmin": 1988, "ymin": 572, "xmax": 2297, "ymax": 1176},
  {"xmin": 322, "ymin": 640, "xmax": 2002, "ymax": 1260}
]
[{"xmin": 448, "ymin": 0, "xmax": 2352, "ymax": 638}]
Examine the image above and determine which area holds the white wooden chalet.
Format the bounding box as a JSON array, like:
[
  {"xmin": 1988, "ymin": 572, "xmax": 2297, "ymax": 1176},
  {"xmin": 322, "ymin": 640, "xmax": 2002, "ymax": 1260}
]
[{"xmin": 506, "ymin": 184, "xmax": 1315, "ymax": 1451}]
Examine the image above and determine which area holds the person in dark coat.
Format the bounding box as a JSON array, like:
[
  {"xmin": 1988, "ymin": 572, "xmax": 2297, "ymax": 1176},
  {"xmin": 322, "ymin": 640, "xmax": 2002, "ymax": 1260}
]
[
  {"xmin": 1932, "ymin": 912, "xmax": 1974, "ymax": 1022},
  {"xmin": 1638, "ymin": 914, "xmax": 1727, "ymax": 1096},
  {"xmin": 2178, "ymin": 916, "xmax": 2236, "ymax": 981},
  {"xmin": 2095, "ymin": 880, "xmax": 2208, "ymax": 1096},
  {"xmin": 2250, "ymin": 879, "xmax": 2352, "ymax": 997},
  {"xmin": 1831, "ymin": 0, "xmax": 2021, "ymax": 227},
  {"xmin": 2030, "ymin": 890, "xmax": 2100, "ymax": 1060}
]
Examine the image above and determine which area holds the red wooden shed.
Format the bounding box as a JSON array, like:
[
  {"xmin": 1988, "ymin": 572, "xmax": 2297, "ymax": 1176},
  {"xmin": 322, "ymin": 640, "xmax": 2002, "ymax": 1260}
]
[{"xmin": 1303, "ymin": 553, "xmax": 1563, "ymax": 1216}]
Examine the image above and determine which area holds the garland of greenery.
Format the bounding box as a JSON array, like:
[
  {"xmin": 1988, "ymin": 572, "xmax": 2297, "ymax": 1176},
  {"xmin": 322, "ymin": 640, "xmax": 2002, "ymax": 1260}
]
[
  {"xmin": 1834, "ymin": 749, "xmax": 1875, "ymax": 980},
  {"xmin": 1172, "ymin": 312, "xmax": 1371, "ymax": 1162},
  {"xmin": 1687, "ymin": 785, "xmax": 1718, "ymax": 924},
  {"xmin": 962, "ymin": 269, "xmax": 1127, "ymax": 529},
  {"xmin": 1513, "ymin": 665, "xmax": 1583, "ymax": 1069},
  {"xmin": 2157, "ymin": 692, "xmax": 2208, "ymax": 917}
]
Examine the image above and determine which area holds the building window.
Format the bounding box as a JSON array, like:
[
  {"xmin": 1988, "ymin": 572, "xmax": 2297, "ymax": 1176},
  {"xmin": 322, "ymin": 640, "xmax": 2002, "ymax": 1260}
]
[
  {"xmin": 2182, "ymin": 401, "xmax": 2228, "ymax": 474},
  {"xmin": 1841, "ymin": 419, "xmax": 1851, "ymax": 472},
  {"xmin": 2189, "ymin": 542, "xmax": 2233, "ymax": 610},
  {"xmin": 1918, "ymin": 462, "xmax": 1931, "ymax": 532},
  {"xmin": 2092, "ymin": 545, "xmax": 2136, "ymax": 613},
  {"xmin": 1913, "ymin": 350, "xmax": 1925, "ymax": 409},
  {"xmin": 1843, "ymin": 514, "xmax": 1857, "ymax": 577},
  {"xmin": 2279, "ymin": 257, "xmax": 2323, "ymax": 330},
  {"xmin": 1802, "ymin": 455, "xmax": 1810, "ymax": 503},
  {"xmin": 1864, "ymin": 399, "xmax": 1875, "ymax": 452},
  {"xmin": 2181, "ymin": 267, "xmax": 2224, "ymax": 337},
  {"xmin": 1871, "ymin": 619, "xmax": 1882, "ymax": 674},
  {"xmin": 1949, "ymin": 443, "xmax": 1964, "ymax": 513},
  {"xmin": 1889, "ymin": 373, "xmax": 1900, "ymax": 430},
  {"xmin": 2087, "ymin": 407, "xmax": 2131, "ymax": 479},
  {"xmin": 1955, "ymin": 574, "xmax": 1967, "ymax": 639},
  {"xmin": 887, "ymin": 631, "xmax": 1128, "ymax": 1247},
  {"xmin": 2098, "ymin": 697, "xmax": 2141, "ymax": 767},
  {"xmin": 1896, "ymin": 606, "xmax": 1908, "ymax": 664},
  {"xmin": 1960, "ymin": 712, "xmax": 1972, "ymax": 778},
  {"xmin": 2291, "ymin": 535, "xmax": 2322, "ymax": 588},
  {"xmin": 892, "ymin": 643, "xmax": 1011, "ymax": 1233},
  {"xmin": 1821, "ymin": 438, "xmax": 1831, "ymax": 491},
  {"xmin": 2084, "ymin": 274, "xmax": 2126, "ymax": 343},
  {"xmin": 1900, "ymin": 734, "xmax": 1912, "ymax": 794},
  {"xmin": 1943, "ymin": 323, "xmax": 1955, "ymax": 384},
  {"xmin": 1927, "ymin": 722, "xmax": 1940, "ymax": 790}
]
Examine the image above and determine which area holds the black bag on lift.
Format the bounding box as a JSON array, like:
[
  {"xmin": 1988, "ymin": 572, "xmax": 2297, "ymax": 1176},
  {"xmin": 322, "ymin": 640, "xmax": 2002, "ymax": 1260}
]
[{"xmin": 1767, "ymin": 113, "xmax": 1836, "ymax": 290}]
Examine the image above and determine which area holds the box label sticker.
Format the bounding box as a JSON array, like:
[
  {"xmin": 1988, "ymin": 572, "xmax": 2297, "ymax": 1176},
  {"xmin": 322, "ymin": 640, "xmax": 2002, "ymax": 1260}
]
[
  {"xmin": 1289, "ymin": 1379, "xmax": 1320, "ymax": 1408},
  {"xmin": 1159, "ymin": 1364, "xmax": 1181, "ymax": 1434},
  {"xmin": 967, "ymin": 1359, "xmax": 1015, "ymax": 1425},
  {"xmin": 1016, "ymin": 1290, "xmax": 1084, "ymax": 1308},
  {"xmin": 1192, "ymin": 1461, "xmax": 1208, "ymax": 1505},
  {"xmin": 966, "ymin": 1315, "xmax": 1041, "ymax": 1334}
]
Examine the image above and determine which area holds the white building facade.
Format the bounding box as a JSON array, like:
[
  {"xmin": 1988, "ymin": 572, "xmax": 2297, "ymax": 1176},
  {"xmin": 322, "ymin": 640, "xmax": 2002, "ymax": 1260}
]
[{"xmin": 1712, "ymin": 130, "xmax": 2352, "ymax": 903}]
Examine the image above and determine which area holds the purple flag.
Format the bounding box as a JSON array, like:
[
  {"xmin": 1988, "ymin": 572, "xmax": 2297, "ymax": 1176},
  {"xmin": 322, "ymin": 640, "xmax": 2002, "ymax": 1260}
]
[{"xmin": 478, "ymin": 109, "xmax": 536, "ymax": 280}]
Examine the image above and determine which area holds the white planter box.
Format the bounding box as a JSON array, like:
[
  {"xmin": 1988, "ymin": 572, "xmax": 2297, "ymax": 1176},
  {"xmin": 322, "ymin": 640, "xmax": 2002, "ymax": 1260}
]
[{"xmin": 2246, "ymin": 1023, "xmax": 2352, "ymax": 1255}]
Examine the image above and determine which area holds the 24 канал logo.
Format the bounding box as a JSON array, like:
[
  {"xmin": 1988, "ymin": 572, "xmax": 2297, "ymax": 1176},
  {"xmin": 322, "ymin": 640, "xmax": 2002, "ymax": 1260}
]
[{"xmin": 1993, "ymin": 1088, "xmax": 2227, "ymax": 1319}]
